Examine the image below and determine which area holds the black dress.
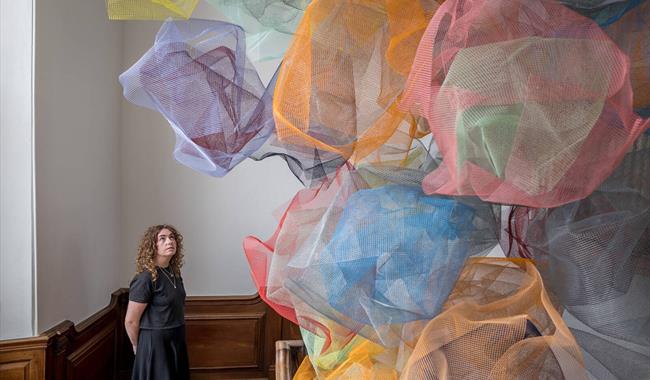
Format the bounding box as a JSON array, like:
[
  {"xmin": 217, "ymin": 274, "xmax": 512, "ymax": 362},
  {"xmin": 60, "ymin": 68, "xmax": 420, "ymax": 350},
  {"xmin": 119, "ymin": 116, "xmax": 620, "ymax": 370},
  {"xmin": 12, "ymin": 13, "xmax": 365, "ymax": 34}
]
[{"xmin": 129, "ymin": 267, "xmax": 190, "ymax": 380}]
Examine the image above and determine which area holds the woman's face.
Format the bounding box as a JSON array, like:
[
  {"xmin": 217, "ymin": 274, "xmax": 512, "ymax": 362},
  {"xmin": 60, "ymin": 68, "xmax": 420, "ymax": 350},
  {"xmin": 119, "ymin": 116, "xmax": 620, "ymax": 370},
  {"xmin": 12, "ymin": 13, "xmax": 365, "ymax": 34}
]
[{"xmin": 156, "ymin": 228, "xmax": 177, "ymax": 258}]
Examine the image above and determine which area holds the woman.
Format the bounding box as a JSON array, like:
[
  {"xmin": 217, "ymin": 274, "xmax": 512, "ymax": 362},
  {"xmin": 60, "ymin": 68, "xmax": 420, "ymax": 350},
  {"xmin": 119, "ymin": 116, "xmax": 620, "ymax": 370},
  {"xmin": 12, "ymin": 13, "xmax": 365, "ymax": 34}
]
[{"xmin": 125, "ymin": 224, "xmax": 190, "ymax": 380}]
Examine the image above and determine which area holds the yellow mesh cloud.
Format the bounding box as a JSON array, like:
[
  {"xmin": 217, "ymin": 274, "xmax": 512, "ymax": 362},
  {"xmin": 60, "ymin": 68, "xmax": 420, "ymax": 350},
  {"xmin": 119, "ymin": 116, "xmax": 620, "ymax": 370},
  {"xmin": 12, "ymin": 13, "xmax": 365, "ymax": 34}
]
[
  {"xmin": 292, "ymin": 298, "xmax": 416, "ymax": 380},
  {"xmin": 106, "ymin": 0, "xmax": 198, "ymax": 20},
  {"xmin": 294, "ymin": 339, "xmax": 399, "ymax": 380}
]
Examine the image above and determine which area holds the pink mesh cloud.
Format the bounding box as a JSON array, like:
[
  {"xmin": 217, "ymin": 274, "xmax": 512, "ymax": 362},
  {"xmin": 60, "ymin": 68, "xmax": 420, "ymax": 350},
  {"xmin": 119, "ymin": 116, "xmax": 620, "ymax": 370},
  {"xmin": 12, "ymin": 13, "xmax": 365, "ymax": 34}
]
[{"xmin": 400, "ymin": 0, "xmax": 649, "ymax": 208}]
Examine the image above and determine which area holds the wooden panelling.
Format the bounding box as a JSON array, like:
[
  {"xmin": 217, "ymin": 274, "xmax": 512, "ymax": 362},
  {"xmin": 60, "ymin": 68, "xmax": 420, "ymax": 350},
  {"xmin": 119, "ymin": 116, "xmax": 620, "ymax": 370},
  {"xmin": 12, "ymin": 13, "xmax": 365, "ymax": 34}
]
[
  {"xmin": 42, "ymin": 289, "xmax": 128, "ymax": 380},
  {"xmin": 184, "ymin": 294, "xmax": 287, "ymax": 379},
  {"xmin": 186, "ymin": 315, "xmax": 263, "ymax": 368},
  {"xmin": 0, "ymin": 361, "xmax": 30, "ymax": 380},
  {"xmin": 0, "ymin": 338, "xmax": 47, "ymax": 380},
  {"xmin": 0, "ymin": 290, "xmax": 301, "ymax": 379},
  {"xmin": 65, "ymin": 325, "xmax": 116, "ymax": 380}
]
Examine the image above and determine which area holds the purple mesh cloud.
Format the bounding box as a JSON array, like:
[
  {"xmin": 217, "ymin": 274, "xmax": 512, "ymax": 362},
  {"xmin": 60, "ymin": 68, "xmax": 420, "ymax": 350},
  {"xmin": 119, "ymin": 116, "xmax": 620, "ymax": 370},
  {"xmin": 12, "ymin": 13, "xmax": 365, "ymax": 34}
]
[
  {"xmin": 120, "ymin": 19, "xmax": 345, "ymax": 183},
  {"xmin": 119, "ymin": 19, "xmax": 273, "ymax": 177}
]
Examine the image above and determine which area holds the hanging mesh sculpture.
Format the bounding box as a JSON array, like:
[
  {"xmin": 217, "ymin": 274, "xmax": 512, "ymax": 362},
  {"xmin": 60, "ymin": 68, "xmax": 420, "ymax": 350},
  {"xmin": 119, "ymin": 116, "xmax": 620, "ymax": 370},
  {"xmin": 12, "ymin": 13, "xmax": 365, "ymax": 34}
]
[
  {"xmin": 106, "ymin": 0, "xmax": 198, "ymax": 20},
  {"xmin": 272, "ymin": 0, "xmax": 440, "ymax": 165},
  {"xmin": 400, "ymin": 0, "xmax": 649, "ymax": 208},
  {"xmin": 204, "ymin": 1, "xmax": 311, "ymax": 64},
  {"xmin": 120, "ymin": 20, "xmax": 273, "ymax": 177},
  {"xmin": 401, "ymin": 258, "xmax": 587, "ymax": 380},
  {"xmin": 114, "ymin": 0, "xmax": 650, "ymax": 377},
  {"xmin": 244, "ymin": 153, "xmax": 500, "ymax": 345},
  {"xmin": 294, "ymin": 336, "xmax": 401, "ymax": 379},
  {"xmin": 245, "ymin": 142, "xmax": 440, "ymax": 324},
  {"xmin": 503, "ymin": 137, "xmax": 650, "ymax": 378},
  {"xmin": 286, "ymin": 184, "xmax": 499, "ymax": 346},
  {"xmin": 243, "ymin": 164, "xmax": 363, "ymax": 325},
  {"xmin": 206, "ymin": 0, "xmax": 310, "ymax": 35},
  {"xmin": 291, "ymin": 298, "xmax": 408, "ymax": 379},
  {"xmin": 568, "ymin": 327, "xmax": 650, "ymax": 379},
  {"xmin": 250, "ymin": 130, "xmax": 347, "ymax": 186},
  {"xmin": 120, "ymin": 19, "xmax": 346, "ymax": 184}
]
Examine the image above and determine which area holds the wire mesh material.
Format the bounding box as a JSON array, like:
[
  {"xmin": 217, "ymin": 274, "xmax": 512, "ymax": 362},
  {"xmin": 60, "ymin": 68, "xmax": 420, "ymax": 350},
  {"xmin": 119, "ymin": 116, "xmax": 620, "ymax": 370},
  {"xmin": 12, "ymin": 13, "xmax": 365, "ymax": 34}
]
[
  {"xmin": 290, "ymin": 297, "xmax": 410, "ymax": 379},
  {"xmin": 504, "ymin": 137, "xmax": 650, "ymax": 378},
  {"xmin": 204, "ymin": 0, "xmax": 311, "ymax": 63},
  {"xmin": 569, "ymin": 327, "xmax": 650, "ymax": 379},
  {"xmin": 287, "ymin": 185, "xmax": 499, "ymax": 341},
  {"xmin": 120, "ymin": 19, "xmax": 345, "ymax": 183},
  {"xmin": 272, "ymin": 0, "xmax": 440, "ymax": 165},
  {"xmin": 115, "ymin": 0, "xmax": 650, "ymax": 377},
  {"xmin": 560, "ymin": 0, "xmax": 645, "ymax": 27},
  {"xmin": 602, "ymin": 0, "xmax": 650, "ymax": 116},
  {"xmin": 294, "ymin": 335, "xmax": 401, "ymax": 379},
  {"xmin": 244, "ymin": 156, "xmax": 500, "ymax": 346},
  {"xmin": 243, "ymin": 164, "xmax": 363, "ymax": 325},
  {"xmin": 400, "ymin": 0, "xmax": 649, "ymax": 208},
  {"xmin": 206, "ymin": 0, "xmax": 310, "ymax": 35},
  {"xmin": 401, "ymin": 258, "xmax": 587, "ymax": 380},
  {"xmin": 120, "ymin": 20, "xmax": 274, "ymax": 177},
  {"xmin": 106, "ymin": 0, "xmax": 198, "ymax": 20},
  {"xmin": 250, "ymin": 131, "xmax": 347, "ymax": 186}
]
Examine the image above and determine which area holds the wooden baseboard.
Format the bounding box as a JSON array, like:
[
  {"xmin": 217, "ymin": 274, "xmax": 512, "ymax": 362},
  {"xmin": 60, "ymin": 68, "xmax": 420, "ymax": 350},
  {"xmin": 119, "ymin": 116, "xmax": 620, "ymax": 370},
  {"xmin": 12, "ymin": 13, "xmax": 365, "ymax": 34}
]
[{"xmin": 0, "ymin": 290, "xmax": 302, "ymax": 380}]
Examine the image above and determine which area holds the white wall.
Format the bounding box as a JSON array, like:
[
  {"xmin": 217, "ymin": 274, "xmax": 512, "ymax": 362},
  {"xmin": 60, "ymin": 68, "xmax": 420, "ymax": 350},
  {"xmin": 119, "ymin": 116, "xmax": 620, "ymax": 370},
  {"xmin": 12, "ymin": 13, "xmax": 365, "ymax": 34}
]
[
  {"xmin": 120, "ymin": 3, "xmax": 302, "ymax": 295},
  {"xmin": 23, "ymin": 0, "xmax": 302, "ymax": 335},
  {"xmin": 0, "ymin": 0, "xmax": 35, "ymax": 340},
  {"xmin": 35, "ymin": 0, "xmax": 123, "ymax": 332}
]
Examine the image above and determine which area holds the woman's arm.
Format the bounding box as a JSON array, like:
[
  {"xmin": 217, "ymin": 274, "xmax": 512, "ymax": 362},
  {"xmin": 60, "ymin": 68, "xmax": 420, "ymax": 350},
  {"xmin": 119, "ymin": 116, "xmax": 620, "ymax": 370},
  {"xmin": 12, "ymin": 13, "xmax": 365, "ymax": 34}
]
[{"xmin": 125, "ymin": 301, "xmax": 148, "ymax": 354}]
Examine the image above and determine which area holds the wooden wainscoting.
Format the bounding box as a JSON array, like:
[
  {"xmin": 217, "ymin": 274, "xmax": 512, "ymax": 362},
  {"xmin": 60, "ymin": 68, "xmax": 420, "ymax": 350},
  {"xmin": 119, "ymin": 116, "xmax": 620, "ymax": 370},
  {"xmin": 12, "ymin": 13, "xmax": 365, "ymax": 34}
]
[
  {"xmin": 42, "ymin": 288, "xmax": 131, "ymax": 380},
  {"xmin": 185, "ymin": 295, "xmax": 300, "ymax": 379},
  {"xmin": 0, "ymin": 289, "xmax": 301, "ymax": 380},
  {"xmin": 0, "ymin": 337, "xmax": 48, "ymax": 380}
]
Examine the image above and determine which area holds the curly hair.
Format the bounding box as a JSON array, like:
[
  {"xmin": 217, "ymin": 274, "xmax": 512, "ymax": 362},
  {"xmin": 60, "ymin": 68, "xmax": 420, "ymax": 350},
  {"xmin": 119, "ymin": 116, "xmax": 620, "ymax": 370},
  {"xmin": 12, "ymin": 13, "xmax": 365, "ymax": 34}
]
[{"xmin": 135, "ymin": 224, "xmax": 184, "ymax": 282}]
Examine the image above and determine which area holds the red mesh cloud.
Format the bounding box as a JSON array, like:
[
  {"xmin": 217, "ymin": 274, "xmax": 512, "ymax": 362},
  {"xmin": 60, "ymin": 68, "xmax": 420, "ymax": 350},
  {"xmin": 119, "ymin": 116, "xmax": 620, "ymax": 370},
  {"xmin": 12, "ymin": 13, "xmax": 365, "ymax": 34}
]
[
  {"xmin": 400, "ymin": 0, "xmax": 649, "ymax": 208},
  {"xmin": 242, "ymin": 164, "xmax": 362, "ymax": 325}
]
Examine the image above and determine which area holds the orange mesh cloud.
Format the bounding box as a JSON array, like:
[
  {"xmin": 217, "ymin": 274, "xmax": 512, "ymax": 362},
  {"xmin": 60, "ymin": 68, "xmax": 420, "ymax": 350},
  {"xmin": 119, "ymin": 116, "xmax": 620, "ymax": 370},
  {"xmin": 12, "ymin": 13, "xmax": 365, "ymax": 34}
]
[
  {"xmin": 273, "ymin": 0, "xmax": 440, "ymax": 165},
  {"xmin": 401, "ymin": 258, "xmax": 587, "ymax": 380},
  {"xmin": 106, "ymin": 0, "xmax": 198, "ymax": 20}
]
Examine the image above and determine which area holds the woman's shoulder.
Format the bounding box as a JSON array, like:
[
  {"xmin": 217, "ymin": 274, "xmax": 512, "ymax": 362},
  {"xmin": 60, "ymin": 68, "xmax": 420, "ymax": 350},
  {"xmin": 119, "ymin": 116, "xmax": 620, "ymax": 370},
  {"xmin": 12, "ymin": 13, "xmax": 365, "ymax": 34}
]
[{"xmin": 130, "ymin": 269, "xmax": 154, "ymax": 285}]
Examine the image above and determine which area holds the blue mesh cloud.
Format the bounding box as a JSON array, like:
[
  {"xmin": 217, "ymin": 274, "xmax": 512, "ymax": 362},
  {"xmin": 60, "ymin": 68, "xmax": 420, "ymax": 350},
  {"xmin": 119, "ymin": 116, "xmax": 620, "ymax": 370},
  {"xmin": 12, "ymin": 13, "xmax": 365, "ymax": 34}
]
[
  {"xmin": 286, "ymin": 184, "xmax": 499, "ymax": 343},
  {"xmin": 560, "ymin": 0, "xmax": 645, "ymax": 27}
]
